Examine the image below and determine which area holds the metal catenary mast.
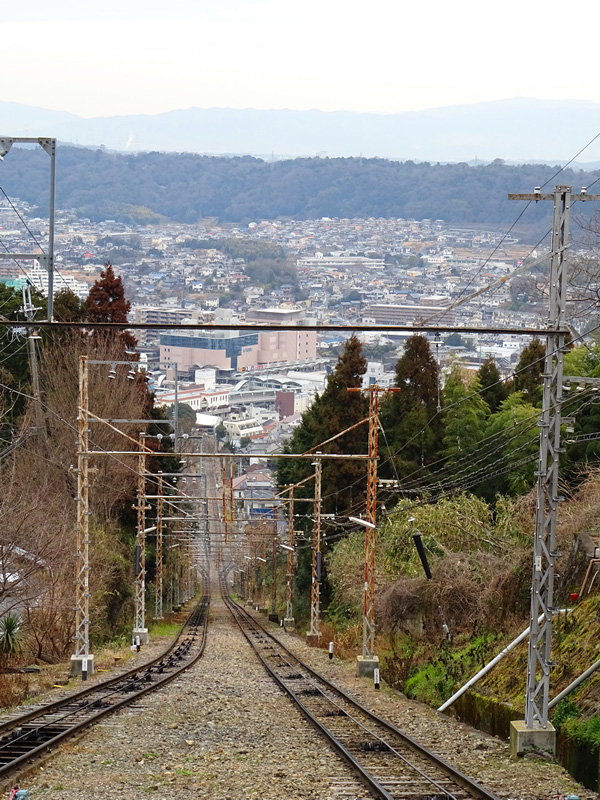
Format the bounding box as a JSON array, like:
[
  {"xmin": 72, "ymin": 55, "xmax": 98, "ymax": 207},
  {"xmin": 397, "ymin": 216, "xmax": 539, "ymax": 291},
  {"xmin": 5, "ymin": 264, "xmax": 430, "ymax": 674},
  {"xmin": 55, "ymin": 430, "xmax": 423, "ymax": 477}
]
[{"xmin": 508, "ymin": 185, "xmax": 600, "ymax": 753}]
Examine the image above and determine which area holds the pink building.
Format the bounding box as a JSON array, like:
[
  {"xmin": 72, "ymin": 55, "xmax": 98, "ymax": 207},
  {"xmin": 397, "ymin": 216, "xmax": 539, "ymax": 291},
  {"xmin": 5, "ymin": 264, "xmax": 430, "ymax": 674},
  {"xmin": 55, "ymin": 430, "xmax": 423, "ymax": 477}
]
[{"xmin": 159, "ymin": 308, "xmax": 316, "ymax": 371}]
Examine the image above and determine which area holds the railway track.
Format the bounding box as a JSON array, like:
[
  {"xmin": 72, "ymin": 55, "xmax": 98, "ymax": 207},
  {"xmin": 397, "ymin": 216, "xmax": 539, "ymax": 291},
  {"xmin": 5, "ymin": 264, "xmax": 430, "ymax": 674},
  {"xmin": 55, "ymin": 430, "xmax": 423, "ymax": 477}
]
[
  {"xmin": 0, "ymin": 591, "xmax": 210, "ymax": 780},
  {"xmin": 222, "ymin": 579, "xmax": 499, "ymax": 800}
]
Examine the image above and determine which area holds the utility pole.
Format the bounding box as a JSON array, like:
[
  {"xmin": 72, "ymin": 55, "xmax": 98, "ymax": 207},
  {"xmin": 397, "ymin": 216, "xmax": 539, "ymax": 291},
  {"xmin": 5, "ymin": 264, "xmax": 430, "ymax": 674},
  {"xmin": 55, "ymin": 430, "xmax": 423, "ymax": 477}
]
[
  {"xmin": 363, "ymin": 385, "xmax": 379, "ymax": 659},
  {"xmin": 133, "ymin": 434, "xmax": 149, "ymax": 645},
  {"xmin": 348, "ymin": 384, "xmax": 400, "ymax": 676},
  {"xmin": 21, "ymin": 285, "xmax": 45, "ymax": 442},
  {"xmin": 0, "ymin": 137, "xmax": 56, "ymax": 320},
  {"xmin": 172, "ymin": 362, "xmax": 179, "ymax": 447},
  {"xmin": 508, "ymin": 185, "xmax": 600, "ymax": 755},
  {"xmin": 284, "ymin": 487, "xmax": 295, "ymax": 628},
  {"xmin": 307, "ymin": 455, "xmax": 322, "ymax": 644},
  {"xmin": 222, "ymin": 460, "xmax": 228, "ymax": 543},
  {"xmin": 71, "ymin": 355, "xmax": 94, "ymax": 677},
  {"xmin": 154, "ymin": 474, "xmax": 164, "ymax": 620},
  {"xmin": 271, "ymin": 511, "xmax": 277, "ymax": 616}
]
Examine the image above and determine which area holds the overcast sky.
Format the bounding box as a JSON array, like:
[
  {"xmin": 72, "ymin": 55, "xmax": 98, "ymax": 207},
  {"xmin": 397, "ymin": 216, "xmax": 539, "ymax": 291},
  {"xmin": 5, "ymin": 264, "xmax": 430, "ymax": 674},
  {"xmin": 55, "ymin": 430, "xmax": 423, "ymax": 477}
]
[{"xmin": 3, "ymin": 0, "xmax": 600, "ymax": 118}]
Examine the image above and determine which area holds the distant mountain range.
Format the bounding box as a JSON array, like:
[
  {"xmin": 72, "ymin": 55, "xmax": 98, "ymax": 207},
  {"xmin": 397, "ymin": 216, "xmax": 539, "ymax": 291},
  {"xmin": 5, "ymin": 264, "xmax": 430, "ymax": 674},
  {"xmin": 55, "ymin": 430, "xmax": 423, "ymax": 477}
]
[{"xmin": 1, "ymin": 98, "xmax": 600, "ymax": 164}]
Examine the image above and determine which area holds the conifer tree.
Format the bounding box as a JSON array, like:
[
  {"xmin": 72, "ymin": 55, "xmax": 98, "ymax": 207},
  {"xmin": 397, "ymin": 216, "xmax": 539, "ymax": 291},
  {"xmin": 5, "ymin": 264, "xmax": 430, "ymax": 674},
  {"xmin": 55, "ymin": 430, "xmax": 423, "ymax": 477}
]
[
  {"xmin": 277, "ymin": 335, "xmax": 367, "ymax": 516},
  {"xmin": 380, "ymin": 334, "xmax": 443, "ymax": 480},
  {"xmin": 513, "ymin": 338, "xmax": 545, "ymax": 405},
  {"xmin": 84, "ymin": 262, "xmax": 137, "ymax": 351}
]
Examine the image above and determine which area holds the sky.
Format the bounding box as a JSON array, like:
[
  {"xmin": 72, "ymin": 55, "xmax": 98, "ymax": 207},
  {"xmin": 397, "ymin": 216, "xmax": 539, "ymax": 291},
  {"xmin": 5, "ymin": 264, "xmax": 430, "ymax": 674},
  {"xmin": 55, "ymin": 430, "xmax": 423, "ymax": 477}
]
[{"xmin": 3, "ymin": 0, "xmax": 600, "ymax": 118}]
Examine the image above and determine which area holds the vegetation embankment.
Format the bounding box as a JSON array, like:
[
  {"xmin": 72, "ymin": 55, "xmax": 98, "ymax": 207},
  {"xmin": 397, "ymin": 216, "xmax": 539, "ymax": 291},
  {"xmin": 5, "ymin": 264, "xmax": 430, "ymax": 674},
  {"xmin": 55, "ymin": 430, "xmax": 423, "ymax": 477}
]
[
  {"xmin": 275, "ymin": 327, "xmax": 600, "ymax": 782},
  {"xmin": 0, "ymin": 268, "xmax": 187, "ymax": 709}
]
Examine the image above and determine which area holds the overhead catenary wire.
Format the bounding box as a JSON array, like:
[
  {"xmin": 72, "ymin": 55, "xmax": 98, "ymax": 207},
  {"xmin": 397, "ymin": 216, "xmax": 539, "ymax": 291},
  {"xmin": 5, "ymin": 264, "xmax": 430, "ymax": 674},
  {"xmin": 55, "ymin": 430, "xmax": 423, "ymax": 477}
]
[{"xmin": 1, "ymin": 300, "xmax": 600, "ymax": 527}]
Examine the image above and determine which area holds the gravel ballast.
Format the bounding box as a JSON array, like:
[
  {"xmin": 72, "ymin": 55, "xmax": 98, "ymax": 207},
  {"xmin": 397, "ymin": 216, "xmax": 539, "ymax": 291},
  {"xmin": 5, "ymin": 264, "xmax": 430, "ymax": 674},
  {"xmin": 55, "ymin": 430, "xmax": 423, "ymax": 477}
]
[{"xmin": 18, "ymin": 597, "xmax": 598, "ymax": 800}]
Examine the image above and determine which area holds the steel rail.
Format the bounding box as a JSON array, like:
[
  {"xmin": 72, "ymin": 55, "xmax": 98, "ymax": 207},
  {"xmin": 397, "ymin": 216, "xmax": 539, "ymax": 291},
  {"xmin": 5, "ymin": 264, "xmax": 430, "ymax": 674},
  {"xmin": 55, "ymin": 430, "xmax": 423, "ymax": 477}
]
[
  {"xmin": 222, "ymin": 588, "xmax": 394, "ymax": 800},
  {"xmin": 0, "ymin": 595, "xmax": 204, "ymax": 737},
  {"xmin": 0, "ymin": 594, "xmax": 210, "ymax": 779},
  {"xmin": 222, "ymin": 584, "xmax": 499, "ymax": 800}
]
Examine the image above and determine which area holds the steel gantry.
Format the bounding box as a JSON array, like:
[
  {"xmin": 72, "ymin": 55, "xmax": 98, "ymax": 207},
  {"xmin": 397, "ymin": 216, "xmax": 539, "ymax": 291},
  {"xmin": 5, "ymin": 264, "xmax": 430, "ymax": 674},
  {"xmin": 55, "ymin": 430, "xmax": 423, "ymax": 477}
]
[
  {"xmin": 133, "ymin": 435, "xmax": 149, "ymax": 644},
  {"xmin": 308, "ymin": 456, "xmax": 323, "ymax": 640},
  {"xmin": 72, "ymin": 355, "xmax": 92, "ymax": 677},
  {"xmin": 154, "ymin": 475, "xmax": 164, "ymax": 620},
  {"xmin": 286, "ymin": 487, "xmax": 295, "ymax": 622},
  {"xmin": 507, "ymin": 185, "xmax": 600, "ymax": 752},
  {"xmin": 363, "ymin": 385, "xmax": 379, "ymax": 658},
  {"xmin": 348, "ymin": 385, "xmax": 400, "ymax": 670},
  {"xmin": 0, "ymin": 137, "xmax": 57, "ymax": 320}
]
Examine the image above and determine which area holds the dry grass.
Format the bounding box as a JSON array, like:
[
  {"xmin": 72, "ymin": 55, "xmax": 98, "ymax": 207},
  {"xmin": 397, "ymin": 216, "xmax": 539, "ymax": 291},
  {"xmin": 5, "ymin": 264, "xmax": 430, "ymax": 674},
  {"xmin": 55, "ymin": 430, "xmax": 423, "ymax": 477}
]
[
  {"xmin": 0, "ymin": 674, "xmax": 30, "ymax": 709},
  {"xmin": 306, "ymin": 620, "xmax": 362, "ymax": 659}
]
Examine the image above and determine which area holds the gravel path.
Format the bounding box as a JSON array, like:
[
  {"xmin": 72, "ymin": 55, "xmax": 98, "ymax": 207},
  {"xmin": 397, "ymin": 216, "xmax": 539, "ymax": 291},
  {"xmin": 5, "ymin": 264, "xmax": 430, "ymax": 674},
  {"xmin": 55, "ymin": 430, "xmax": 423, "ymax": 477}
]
[{"xmin": 17, "ymin": 598, "xmax": 598, "ymax": 800}]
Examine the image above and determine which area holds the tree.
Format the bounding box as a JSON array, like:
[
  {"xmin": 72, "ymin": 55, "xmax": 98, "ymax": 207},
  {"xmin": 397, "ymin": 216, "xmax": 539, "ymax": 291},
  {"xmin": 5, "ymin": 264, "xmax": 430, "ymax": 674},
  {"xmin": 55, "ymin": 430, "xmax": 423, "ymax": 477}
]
[
  {"xmin": 477, "ymin": 357, "xmax": 508, "ymax": 414},
  {"xmin": 84, "ymin": 262, "xmax": 137, "ymax": 352},
  {"xmin": 442, "ymin": 365, "xmax": 489, "ymax": 464},
  {"xmin": 0, "ymin": 283, "xmax": 47, "ymax": 436},
  {"xmin": 53, "ymin": 288, "xmax": 85, "ymax": 323},
  {"xmin": 513, "ymin": 338, "xmax": 545, "ymax": 405},
  {"xmin": 477, "ymin": 393, "xmax": 540, "ymax": 499},
  {"xmin": 380, "ymin": 334, "xmax": 443, "ymax": 481},
  {"xmin": 278, "ymin": 335, "xmax": 367, "ymax": 518},
  {"xmin": 562, "ymin": 341, "xmax": 600, "ymax": 477},
  {"xmin": 168, "ymin": 402, "xmax": 196, "ymax": 435},
  {"xmin": 444, "ymin": 333, "xmax": 468, "ymax": 349}
]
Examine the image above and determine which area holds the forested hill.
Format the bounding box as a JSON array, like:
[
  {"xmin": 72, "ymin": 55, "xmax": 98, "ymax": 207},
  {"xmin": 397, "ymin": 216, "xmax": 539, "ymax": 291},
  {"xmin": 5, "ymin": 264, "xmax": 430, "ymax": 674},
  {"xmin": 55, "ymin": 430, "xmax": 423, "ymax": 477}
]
[{"xmin": 1, "ymin": 145, "xmax": 599, "ymax": 234}]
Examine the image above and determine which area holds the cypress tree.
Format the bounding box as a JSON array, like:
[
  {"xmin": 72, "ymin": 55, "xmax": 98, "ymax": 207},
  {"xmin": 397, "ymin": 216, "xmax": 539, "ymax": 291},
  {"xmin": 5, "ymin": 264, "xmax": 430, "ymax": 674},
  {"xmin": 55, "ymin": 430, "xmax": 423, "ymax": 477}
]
[
  {"xmin": 84, "ymin": 262, "xmax": 137, "ymax": 352},
  {"xmin": 513, "ymin": 338, "xmax": 545, "ymax": 405},
  {"xmin": 380, "ymin": 334, "xmax": 443, "ymax": 480},
  {"xmin": 277, "ymin": 334, "xmax": 367, "ymax": 516}
]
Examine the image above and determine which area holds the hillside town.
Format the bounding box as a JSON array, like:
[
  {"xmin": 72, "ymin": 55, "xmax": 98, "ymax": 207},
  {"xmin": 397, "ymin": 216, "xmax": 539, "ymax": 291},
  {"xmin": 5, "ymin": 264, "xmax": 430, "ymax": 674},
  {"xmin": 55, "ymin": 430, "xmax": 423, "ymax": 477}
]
[{"xmin": 0, "ymin": 202, "xmax": 554, "ymax": 482}]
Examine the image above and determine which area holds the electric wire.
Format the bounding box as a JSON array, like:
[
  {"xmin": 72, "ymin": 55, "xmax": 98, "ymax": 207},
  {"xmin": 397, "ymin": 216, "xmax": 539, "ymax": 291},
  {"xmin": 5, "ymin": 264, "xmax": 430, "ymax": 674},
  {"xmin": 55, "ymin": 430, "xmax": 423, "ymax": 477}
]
[
  {"xmin": 426, "ymin": 129, "xmax": 600, "ymax": 326},
  {"xmin": 309, "ymin": 324, "xmax": 600, "ymax": 512},
  {"xmin": 0, "ymin": 186, "xmax": 45, "ymax": 250}
]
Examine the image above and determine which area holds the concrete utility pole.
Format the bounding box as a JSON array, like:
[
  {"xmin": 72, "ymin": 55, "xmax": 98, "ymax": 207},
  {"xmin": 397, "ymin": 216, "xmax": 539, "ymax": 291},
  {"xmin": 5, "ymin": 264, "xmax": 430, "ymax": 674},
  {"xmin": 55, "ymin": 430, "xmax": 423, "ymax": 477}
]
[
  {"xmin": 0, "ymin": 137, "xmax": 56, "ymax": 320},
  {"xmin": 508, "ymin": 185, "xmax": 600, "ymax": 755},
  {"xmin": 71, "ymin": 355, "xmax": 93, "ymax": 677},
  {"xmin": 307, "ymin": 455, "xmax": 322, "ymax": 644}
]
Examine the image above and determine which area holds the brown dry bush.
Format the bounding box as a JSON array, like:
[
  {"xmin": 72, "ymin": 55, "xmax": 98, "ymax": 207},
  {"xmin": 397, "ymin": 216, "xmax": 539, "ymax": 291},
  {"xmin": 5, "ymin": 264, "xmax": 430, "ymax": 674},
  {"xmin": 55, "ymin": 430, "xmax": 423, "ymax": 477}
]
[
  {"xmin": 377, "ymin": 577, "xmax": 425, "ymax": 634},
  {"xmin": 421, "ymin": 551, "xmax": 521, "ymax": 636},
  {"xmin": 375, "ymin": 550, "xmax": 532, "ymax": 642},
  {"xmin": 0, "ymin": 674, "xmax": 29, "ymax": 709}
]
